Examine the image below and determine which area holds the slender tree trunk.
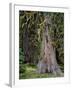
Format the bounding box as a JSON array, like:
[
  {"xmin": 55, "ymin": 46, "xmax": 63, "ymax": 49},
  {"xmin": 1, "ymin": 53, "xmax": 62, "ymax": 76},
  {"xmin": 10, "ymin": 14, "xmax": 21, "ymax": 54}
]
[
  {"xmin": 23, "ymin": 24, "xmax": 30, "ymax": 63},
  {"xmin": 37, "ymin": 16, "xmax": 63, "ymax": 76}
]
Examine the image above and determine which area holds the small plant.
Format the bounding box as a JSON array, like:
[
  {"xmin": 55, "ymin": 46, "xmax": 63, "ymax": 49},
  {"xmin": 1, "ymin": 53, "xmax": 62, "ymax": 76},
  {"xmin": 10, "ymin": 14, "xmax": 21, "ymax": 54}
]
[
  {"xmin": 19, "ymin": 64, "xmax": 26, "ymax": 73},
  {"xmin": 19, "ymin": 48, "xmax": 24, "ymax": 64}
]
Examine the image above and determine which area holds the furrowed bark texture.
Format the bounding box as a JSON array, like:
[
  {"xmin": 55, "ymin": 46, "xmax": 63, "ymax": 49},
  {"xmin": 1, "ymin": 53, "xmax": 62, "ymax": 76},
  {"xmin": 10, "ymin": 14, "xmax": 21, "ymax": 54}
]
[{"xmin": 37, "ymin": 16, "xmax": 62, "ymax": 76}]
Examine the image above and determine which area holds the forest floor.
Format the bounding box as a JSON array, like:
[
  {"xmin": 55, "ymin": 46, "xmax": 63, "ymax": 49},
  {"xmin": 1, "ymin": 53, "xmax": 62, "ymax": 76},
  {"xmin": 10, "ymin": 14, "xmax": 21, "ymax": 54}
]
[{"xmin": 19, "ymin": 64, "xmax": 64, "ymax": 79}]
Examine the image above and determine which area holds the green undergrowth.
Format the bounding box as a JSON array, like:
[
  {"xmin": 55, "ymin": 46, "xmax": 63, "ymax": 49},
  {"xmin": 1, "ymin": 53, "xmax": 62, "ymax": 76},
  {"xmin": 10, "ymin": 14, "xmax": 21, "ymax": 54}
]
[{"xmin": 19, "ymin": 64, "xmax": 64, "ymax": 79}]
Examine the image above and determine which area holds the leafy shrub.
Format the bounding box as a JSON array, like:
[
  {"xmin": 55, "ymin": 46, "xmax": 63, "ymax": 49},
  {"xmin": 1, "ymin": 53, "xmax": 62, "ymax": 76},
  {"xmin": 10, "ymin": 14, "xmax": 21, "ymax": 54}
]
[
  {"xmin": 19, "ymin": 64, "xmax": 26, "ymax": 73},
  {"xmin": 19, "ymin": 48, "xmax": 24, "ymax": 64}
]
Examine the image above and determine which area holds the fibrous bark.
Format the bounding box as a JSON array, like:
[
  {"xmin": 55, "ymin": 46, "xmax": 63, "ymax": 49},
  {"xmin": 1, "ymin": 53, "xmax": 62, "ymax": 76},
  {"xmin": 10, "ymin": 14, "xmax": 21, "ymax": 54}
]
[{"xmin": 37, "ymin": 16, "xmax": 63, "ymax": 76}]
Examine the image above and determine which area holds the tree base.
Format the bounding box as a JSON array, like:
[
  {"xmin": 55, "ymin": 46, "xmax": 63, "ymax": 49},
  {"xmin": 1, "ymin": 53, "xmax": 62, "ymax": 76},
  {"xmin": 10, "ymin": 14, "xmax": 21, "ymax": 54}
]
[{"xmin": 37, "ymin": 60, "xmax": 63, "ymax": 76}]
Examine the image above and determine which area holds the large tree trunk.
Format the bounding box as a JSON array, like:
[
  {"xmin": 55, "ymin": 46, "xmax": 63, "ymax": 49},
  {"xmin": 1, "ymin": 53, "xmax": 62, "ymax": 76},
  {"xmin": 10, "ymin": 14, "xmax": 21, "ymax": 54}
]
[{"xmin": 37, "ymin": 16, "xmax": 63, "ymax": 76}]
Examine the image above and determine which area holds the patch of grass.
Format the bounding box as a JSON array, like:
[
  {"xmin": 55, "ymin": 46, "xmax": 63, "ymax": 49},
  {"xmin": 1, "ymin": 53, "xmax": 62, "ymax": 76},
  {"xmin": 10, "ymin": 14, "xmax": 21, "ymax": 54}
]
[{"xmin": 19, "ymin": 64, "xmax": 64, "ymax": 79}]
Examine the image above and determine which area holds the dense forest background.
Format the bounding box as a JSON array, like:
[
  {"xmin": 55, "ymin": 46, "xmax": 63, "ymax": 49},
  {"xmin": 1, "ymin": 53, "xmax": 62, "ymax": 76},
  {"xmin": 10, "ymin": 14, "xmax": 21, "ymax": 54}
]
[{"xmin": 19, "ymin": 11, "xmax": 64, "ymax": 79}]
